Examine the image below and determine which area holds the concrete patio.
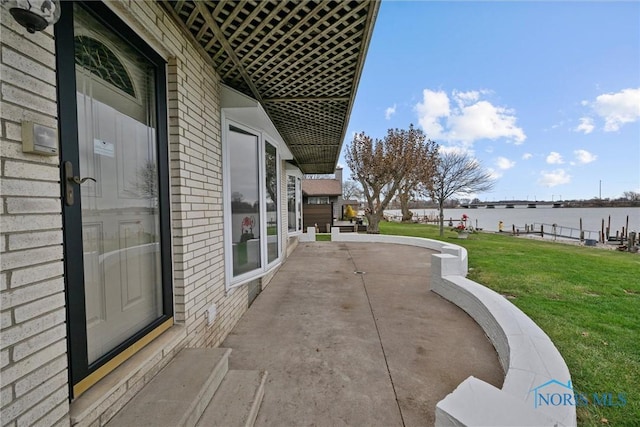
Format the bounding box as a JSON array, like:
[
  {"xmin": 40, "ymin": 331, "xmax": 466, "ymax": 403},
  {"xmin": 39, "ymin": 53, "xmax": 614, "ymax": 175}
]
[{"xmin": 221, "ymin": 241, "xmax": 504, "ymax": 426}]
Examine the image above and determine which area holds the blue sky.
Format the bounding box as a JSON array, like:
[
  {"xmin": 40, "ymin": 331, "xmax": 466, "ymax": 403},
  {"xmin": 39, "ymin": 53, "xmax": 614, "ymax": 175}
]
[{"xmin": 340, "ymin": 1, "xmax": 640, "ymax": 201}]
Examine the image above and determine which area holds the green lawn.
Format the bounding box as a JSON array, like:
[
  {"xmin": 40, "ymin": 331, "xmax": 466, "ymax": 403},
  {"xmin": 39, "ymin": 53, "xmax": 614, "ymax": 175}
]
[{"xmin": 378, "ymin": 221, "xmax": 639, "ymax": 426}]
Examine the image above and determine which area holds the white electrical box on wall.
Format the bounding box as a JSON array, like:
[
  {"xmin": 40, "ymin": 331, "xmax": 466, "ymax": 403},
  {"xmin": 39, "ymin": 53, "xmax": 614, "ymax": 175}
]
[
  {"xmin": 206, "ymin": 304, "xmax": 217, "ymax": 326},
  {"xmin": 22, "ymin": 121, "xmax": 58, "ymax": 156}
]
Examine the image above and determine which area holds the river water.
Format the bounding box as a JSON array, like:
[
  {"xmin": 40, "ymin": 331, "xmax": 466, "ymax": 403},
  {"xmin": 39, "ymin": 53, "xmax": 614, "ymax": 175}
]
[{"xmin": 382, "ymin": 206, "xmax": 640, "ymax": 235}]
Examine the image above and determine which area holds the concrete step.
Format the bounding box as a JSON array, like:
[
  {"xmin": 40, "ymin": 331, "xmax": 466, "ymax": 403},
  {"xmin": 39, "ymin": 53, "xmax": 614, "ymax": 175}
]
[
  {"xmin": 106, "ymin": 348, "xmax": 231, "ymax": 427},
  {"xmin": 196, "ymin": 370, "xmax": 268, "ymax": 427}
]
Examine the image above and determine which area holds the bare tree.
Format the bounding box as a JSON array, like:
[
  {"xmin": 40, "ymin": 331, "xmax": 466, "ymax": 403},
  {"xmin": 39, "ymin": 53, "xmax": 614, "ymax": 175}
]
[
  {"xmin": 428, "ymin": 151, "xmax": 495, "ymax": 236},
  {"xmin": 345, "ymin": 125, "xmax": 436, "ymax": 233},
  {"xmin": 396, "ymin": 132, "xmax": 438, "ymax": 221},
  {"xmin": 133, "ymin": 160, "xmax": 158, "ymax": 207},
  {"xmin": 623, "ymin": 191, "xmax": 640, "ymax": 201},
  {"xmin": 343, "ymin": 179, "xmax": 364, "ymax": 201}
]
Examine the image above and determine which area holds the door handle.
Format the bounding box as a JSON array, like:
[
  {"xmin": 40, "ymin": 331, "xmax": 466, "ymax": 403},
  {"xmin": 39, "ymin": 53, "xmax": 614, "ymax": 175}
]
[
  {"xmin": 70, "ymin": 176, "xmax": 96, "ymax": 185},
  {"xmin": 64, "ymin": 161, "xmax": 96, "ymax": 206}
]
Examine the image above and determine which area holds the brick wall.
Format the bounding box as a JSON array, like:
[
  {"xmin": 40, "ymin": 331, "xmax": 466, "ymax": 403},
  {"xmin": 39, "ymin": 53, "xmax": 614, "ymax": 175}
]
[
  {"xmin": 1, "ymin": 6, "xmax": 70, "ymax": 427},
  {"xmin": 158, "ymin": 20, "xmax": 247, "ymax": 350},
  {"xmin": 1, "ymin": 1, "xmax": 267, "ymax": 425}
]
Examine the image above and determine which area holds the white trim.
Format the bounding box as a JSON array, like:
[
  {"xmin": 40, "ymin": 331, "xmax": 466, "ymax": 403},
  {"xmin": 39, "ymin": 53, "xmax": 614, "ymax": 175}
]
[
  {"xmin": 286, "ymin": 168, "xmax": 303, "ymax": 234},
  {"xmin": 263, "ymin": 138, "xmax": 282, "ymax": 270},
  {"xmin": 221, "ymin": 112, "xmax": 235, "ymax": 289},
  {"xmin": 285, "ymin": 163, "xmax": 303, "ymax": 174},
  {"xmin": 307, "ymin": 196, "xmax": 330, "ymax": 205},
  {"xmin": 221, "ymin": 85, "xmax": 293, "ymax": 160},
  {"xmin": 222, "ymin": 115, "xmax": 285, "ymax": 290}
]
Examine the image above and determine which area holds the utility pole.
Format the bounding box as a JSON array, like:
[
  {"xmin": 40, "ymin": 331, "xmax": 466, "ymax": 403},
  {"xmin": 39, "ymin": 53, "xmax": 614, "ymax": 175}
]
[{"xmin": 599, "ymin": 180, "xmax": 602, "ymax": 199}]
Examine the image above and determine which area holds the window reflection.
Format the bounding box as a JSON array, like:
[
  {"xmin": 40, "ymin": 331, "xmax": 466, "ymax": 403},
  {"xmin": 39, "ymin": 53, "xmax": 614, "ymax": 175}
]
[
  {"xmin": 287, "ymin": 176, "xmax": 296, "ymax": 232},
  {"xmin": 75, "ymin": 4, "xmax": 162, "ymax": 363},
  {"xmin": 297, "ymin": 177, "xmax": 302, "ymax": 231},
  {"xmin": 265, "ymin": 142, "xmax": 278, "ymax": 263},
  {"xmin": 229, "ymin": 127, "xmax": 261, "ymax": 276},
  {"xmin": 308, "ymin": 196, "xmax": 330, "ymax": 205}
]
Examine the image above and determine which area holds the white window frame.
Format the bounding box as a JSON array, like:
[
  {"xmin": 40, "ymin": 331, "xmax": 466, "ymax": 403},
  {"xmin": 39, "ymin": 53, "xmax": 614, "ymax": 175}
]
[
  {"xmin": 222, "ymin": 116, "xmax": 284, "ymax": 290},
  {"xmin": 263, "ymin": 138, "xmax": 281, "ymax": 268},
  {"xmin": 286, "ymin": 167, "xmax": 303, "ymax": 235},
  {"xmin": 308, "ymin": 196, "xmax": 330, "ymax": 205},
  {"xmin": 221, "ymin": 85, "xmax": 293, "ymax": 290}
]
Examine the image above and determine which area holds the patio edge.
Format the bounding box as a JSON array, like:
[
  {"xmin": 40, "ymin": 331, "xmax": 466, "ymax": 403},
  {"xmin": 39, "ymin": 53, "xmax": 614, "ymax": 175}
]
[{"xmin": 330, "ymin": 228, "xmax": 576, "ymax": 427}]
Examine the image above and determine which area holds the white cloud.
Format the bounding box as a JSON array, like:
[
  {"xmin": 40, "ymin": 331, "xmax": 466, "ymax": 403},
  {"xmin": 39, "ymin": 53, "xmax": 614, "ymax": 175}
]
[
  {"xmin": 415, "ymin": 89, "xmax": 450, "ymax": 139},
  {"xmin": 496, "ymin": 156, "xmax": 515, "ymax": 170},
  {"xmin": 522, "ymin": 153, "xmax": 533, "ymax": 160},
  {"xmin": 446, "ymin": 101, "xmax": 526, "ymax": 144},
  {"xmin": 452, "ymin": 90, "xmax": 489, "ymax": 107},
  {"xmin": 538, "ymin": 169, "xmax": 571, "ymax": 187},
  {"xmin": 550, "ymin": 121, "xmax": 564, "ymax": 130},
  {"xmin": 415, "ymin": 89, "xmax": 526, "ymax": 145},
  {"xmin": 575, "ymin": 117, "xmax": 595, "ymax": 134},
  {"xmin": 592, "ymin": 88, "xmax": 640, "ymax": 131},
  {"xmin": 546, "ymin": 151, "xmax": 564, "ymax": 165},
  {"xmin": 574, "ymin": 149, "xmax": 597, "ymax": 164},
  {"xmin": 385, "ymin": 104, "xmax": 397, "ymax": 120},
  {"xmin": 437, "ymin": 145, "xmax": 472, "ymax": 156}
]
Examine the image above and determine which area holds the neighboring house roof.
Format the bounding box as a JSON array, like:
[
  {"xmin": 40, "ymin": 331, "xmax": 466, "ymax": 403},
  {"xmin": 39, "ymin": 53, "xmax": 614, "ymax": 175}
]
[
  {"xmin": 302, "ymin": 179, "xmax": 342, "ymax": 197},
  {"xmin": 165, "ymin": 1, "xmax": 379, "ymax": 174}
]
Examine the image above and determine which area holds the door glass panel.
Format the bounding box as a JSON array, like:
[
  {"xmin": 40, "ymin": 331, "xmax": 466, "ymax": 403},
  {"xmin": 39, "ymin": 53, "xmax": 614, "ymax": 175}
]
[
  {"xmin": 229, "ymin": 126, "xmax": 261, "ymax": 276},
  {"xmin": 265, "ymin": 142, "xmax": 278, "ymax": 263},
  {"xmin": 75, "ymin": 5, "xmax": 162, "ymax": 364}
]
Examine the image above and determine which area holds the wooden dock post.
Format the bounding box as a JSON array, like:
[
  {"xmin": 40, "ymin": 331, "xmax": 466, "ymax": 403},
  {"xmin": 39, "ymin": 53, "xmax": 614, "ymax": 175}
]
[
  {"xmin": 579, "ymin": 217, "xmax": 584, "ymax": 242},
  {"xmin": 540, "ymin": 224, "xmax": 544, "ymax": 238},
  {"xmin": 601, "ymin": 219, "xmax": 605, "ymax": 243},
  {"xmin": 625, "ymin": 215, "xmax": 629, "ymax": 240}
]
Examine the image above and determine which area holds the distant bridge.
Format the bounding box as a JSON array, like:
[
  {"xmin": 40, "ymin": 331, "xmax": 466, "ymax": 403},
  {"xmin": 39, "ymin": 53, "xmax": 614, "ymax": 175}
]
[{"xmin": 459, "ymin": 201, "xmax": 564, "ymax": 209}]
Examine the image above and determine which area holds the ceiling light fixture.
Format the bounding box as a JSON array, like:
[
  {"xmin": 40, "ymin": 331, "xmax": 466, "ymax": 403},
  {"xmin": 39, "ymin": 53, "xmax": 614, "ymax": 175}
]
[{"xmin": 2, "ymin": 0, "xmax": 61, "ymax": 33}]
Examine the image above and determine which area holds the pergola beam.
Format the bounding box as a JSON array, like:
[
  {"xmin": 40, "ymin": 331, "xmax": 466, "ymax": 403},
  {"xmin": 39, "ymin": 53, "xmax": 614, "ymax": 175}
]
[{"xmin": 193, "ymin": 1, "xmax": 265, "ymax": 105}]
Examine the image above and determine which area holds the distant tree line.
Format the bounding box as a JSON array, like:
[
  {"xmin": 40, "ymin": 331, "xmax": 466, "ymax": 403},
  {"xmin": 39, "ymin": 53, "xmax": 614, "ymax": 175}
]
[{"xmin": 344, "ymin": 126, "xmax": 639, "ymax": 235}]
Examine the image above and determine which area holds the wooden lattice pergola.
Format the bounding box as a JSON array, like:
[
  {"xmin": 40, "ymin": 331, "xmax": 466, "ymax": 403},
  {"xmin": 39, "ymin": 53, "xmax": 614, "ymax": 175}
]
[{"xmin": 162, "ymin": 0, "xmax": 379, "ymax": 173}]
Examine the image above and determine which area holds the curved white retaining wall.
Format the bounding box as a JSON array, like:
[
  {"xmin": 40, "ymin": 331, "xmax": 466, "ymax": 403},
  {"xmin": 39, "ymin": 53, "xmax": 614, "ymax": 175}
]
[
  {"xmin": 330, "ymin": 228, "xmax": 576, "ymax": 427},
  {"xmin": 330, "ymin": 227, "xmax": 469, "ymax": 274}
]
